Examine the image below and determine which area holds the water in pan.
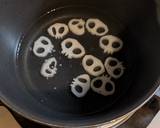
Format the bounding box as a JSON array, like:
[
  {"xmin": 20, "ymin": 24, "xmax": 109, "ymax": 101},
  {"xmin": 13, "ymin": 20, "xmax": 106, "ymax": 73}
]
[{"xmin": 16, "ymin": 6, "xmax": 136, "ymax": 115}]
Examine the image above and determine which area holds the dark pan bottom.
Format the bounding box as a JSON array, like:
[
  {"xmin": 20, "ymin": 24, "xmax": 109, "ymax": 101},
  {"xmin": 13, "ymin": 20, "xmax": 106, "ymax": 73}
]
[{"xmin": 16, "ymin": 6, "xmax": 137, "ymax": 115}]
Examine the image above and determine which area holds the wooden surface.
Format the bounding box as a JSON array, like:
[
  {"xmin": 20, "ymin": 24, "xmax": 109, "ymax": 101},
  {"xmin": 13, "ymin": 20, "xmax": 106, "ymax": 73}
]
[
  {"xmin": 0, "ymin": 96, "xmax": 159, "ymax": 128},
  {"xmin": 0, "ymin": 106, "xmax": 21, "ymax": 128}
]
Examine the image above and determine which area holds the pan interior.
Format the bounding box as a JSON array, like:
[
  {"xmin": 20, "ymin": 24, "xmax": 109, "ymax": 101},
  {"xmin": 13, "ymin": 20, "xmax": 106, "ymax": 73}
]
[{"xmin": 16, "ymin": 6, "xmax": 137, "ymax": 115}]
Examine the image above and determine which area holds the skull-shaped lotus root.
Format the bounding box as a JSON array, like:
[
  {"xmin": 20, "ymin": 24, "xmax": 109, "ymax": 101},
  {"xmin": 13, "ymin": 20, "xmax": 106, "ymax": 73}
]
[
  {"xmin": 33, "ymin": 36, "xmax": 54, "ymax": 57},
  {"xmin": 40, "ymin": 57, "xmax": 57, "ymax": 79},
  {"xmin": 86, "ymin": 18, "xmax": 109, "ymax": 36},
  {"xmin": 68, "ymin": 19, "xmax": 85, "ymax": 36},
  {"xmin": 91, "ymin": 75, "xmax": 115, "ymax": 96},
  {"xmin": 61, "ymin": 38, "xmax": 85, "ymax": 59},
  {"xmin": 99, "ymin": 35, "xmax": 123, "ymax": 54},
  {"xmin": 104, "ymin": 57, "xmax": 124, "ymax": 79},
  {"xmin": 82, "ymin": 55, "xmax": 105, "ymax": 76},
  {"xmin": 48, "ymin": 23, "xmax": 69, "ymax": 39},
  {"xmin": 70, "ymin": 74, "xmax": 90, "ymax": 98}
]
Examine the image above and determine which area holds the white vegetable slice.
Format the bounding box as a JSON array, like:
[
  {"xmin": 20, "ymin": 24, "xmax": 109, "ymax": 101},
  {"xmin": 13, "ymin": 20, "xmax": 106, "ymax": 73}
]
[
  {"xmin": 68, "ymin": 19, "xmax": 85, "ymax": 35},
  {"xmin": 99, "ymin": 35, "xmax": 123, "ymax": 54},
  {"xmin": 40, "ymin": 57, "xmax": 57, "ymax": 79},
  {"xmin": 82, "ymin": 55, "xmax": 105, "ymax": 76},
  {"xmin": 70, "ymin": 74, "xmax": 90, "ymax": 98},
  {"xmin": 104, "ymin": 57, "xmax": 125, "ymax": 79},
  {"xmin": 33, "ymin": 36, "xmax": 54, "ymax": 57},
  {"xmin": 48, "ymin": 23, "xmax": 69, "ymax": 39},
  {"xmin": 91, "ymin": 75, "xmax": 115, "ymax": 96},
  {"xmin": 86, "ymin": 18, "xmax": 108, "ymax": 36},
  {"xmin": 61, "ymin": 38, "xmax": 85, "ymax": 59}
]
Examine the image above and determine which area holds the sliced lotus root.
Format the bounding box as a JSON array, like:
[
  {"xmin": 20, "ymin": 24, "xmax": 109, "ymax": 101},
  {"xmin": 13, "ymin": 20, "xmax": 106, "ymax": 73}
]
[
  {"xmin": 70, "ymin": 74, "xmax": 90, "ymax": 98},
  {"xmin": 99, "ymin": 35, "xmax": 123, "ymax": 54},
  {"xmin": 86, "ymin": 18, "xmax": 109, "ymax": 36},
  {"xmin": 82, "ymin": 55, "xmax": 105, "ymax": 76},
  {"xmin": 48, "ymin": 23, "xmax": 69, "ymax": 39},
  {"xmin": 61, "ymin": 38, "xmax": 85, "ymax": 59},
  {"xmin": 104, "ymin": 57, "xmax": 125, "ymax": 79},
  {"xmin": 40, "ymin": 57, "xmax": 57, "ymax": 79},
  {"xmin": 33, "ymin": 36, "xmax": 54, "ymax": 57},
  {"xmin": 91, "ymin": 75, "xmax": 115, "ymax": 96},
  {"xmin": 68, "ymin": 19, "xmax": 85, "ymax": 36}
]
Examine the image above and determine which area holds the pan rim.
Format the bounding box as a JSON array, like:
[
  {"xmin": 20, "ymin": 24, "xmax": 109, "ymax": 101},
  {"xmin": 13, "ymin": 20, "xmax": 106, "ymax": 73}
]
[
  {"xmin": 1, "ymin": 4, "xmax": 160, "ymax": 128},
  {"xmin": 0, "ymin": 83, "xmax": 159, "ymax": 127}
]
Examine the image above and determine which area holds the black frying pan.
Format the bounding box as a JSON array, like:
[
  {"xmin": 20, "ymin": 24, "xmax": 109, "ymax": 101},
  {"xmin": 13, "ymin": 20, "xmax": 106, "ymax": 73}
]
[{"xmin": 0, "ymin": 0, "xmax": 160, "ymax": 127}]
